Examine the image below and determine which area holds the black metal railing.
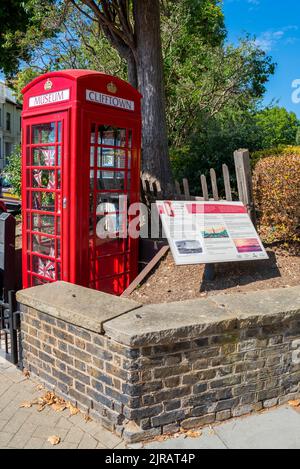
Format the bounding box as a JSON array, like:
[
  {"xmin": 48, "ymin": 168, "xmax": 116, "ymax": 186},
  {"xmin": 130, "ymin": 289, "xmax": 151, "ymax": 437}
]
[
  {"xmin": 0, "ymin": 213, "xmax": 22, "ymax": 367},
  {"xmin": 0, "ymin": 290, "xmax": 21, "ymax": 366}
]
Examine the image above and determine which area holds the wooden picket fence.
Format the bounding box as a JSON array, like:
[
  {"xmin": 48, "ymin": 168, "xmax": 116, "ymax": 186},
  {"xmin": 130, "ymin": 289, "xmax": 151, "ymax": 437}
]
[{"xmin": 141, "ymin": 148, "xmax": 256, "ymax": 225}]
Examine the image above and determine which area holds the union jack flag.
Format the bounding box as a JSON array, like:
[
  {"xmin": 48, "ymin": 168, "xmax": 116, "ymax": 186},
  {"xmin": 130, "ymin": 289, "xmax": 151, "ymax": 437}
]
[
  {"xmin": 47, "ymin": 173, "xmax": 56, "ymax": 190},
  {"xmin": 42, "ymin": 149, "xmax": 55, "ymax": 166},
  {"xmin": 33, "ymin": 170, "xmax": 43, "ymax": 187},
  {"xmin": 38, "ymin": 257, "xmax": 55, "ymax": 279}
]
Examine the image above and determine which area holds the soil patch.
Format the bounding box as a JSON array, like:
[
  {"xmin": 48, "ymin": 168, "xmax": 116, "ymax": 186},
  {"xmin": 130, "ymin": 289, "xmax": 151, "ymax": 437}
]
[{"xmin": 131, "ymin": 245, "xmax": 300, "ymax": 304}]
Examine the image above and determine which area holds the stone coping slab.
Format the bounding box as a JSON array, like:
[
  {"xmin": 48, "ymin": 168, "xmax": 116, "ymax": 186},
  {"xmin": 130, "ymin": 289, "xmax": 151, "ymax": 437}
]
[
  {"xmin": 104, "ymin": 286, "xmax": 300, "ymax": 346},
  {"xmin": 16, "ymin": 281, "xmax": 141, "ymax": 334},
  {"xmin": 104, "ymin": 297, "xmax": 237, "ymax": 346},
  {"xmin": 17, "ymin": 282, "xmax": 300, "ymax": 346},
  {"xmin": 211, "ymin": 286, "xmax": 300, "ymax": 322}
]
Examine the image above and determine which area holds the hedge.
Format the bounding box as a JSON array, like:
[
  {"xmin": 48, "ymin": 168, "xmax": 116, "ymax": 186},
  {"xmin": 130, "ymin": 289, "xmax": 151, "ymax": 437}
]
[
  {"xmin": 253, "ymin": 152, "xmax": 300, "ymax": 243},
  {"xmin": 251, "ymin": 145, "xmax": 300, "ymax": 167}
]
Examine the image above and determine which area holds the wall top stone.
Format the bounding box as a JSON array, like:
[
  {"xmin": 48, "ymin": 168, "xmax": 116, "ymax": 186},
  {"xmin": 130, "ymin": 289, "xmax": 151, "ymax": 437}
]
[
  {"xmin": 17, "ymin": 282, "xmax": 300, "ymax": 346},
  {"xmin": 210, "ymin": 286, "xmax": 300, "ymax": 323},
  {"xmin": 104, "ymin": 297, "xmax": 236, "ymax": 346},
  {"xmin": 104, "ymin": 286, "xmax": 300, "ymax": 346},
  {"xmin": 16, "ymin": 281, "xmax": 141, "ymax": 334}
]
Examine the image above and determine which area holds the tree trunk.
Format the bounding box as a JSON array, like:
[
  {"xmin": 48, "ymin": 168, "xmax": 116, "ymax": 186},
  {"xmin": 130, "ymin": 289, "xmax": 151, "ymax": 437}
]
[
  {"xmin": 126, "ymin": 51, "xmax": 138, "ymax": 90},
  {"xmin": 134, "ymin": 0, "xmax": 173, "ymax": 191}
]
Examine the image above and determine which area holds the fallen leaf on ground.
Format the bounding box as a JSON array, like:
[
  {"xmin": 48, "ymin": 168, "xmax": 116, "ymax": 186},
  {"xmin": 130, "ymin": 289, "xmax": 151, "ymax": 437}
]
[
  {"xmin": 43, "ymin": 392, "xmax": 56, "ymax": 406},
  {"xmin": 19, "ymin": 401, "xmax": 32, "ymax": 408},
  {"xmin": 47, "ymin": 435, "xmax": 61, "ymax": 446},
  {"xmin": 35, "ymin": 384, "xmax": 44, "ymax": 391},
  {"xmin": 289, "ymin": 400, "xmax": 300, "ymax": 407},
  {"xmin": 37, "ymin": 404, "xmax": 46, "ymax": 412},
  {"xmin": 67, "ymin": 403, "xmax": 79, "ymax": 416},
  {"xmin": 153, "ymin": 435, "xmax": 171, "ymax": 442},
  {"xmin": 23, "ymin": 369, "xmax": 30, "ymax": 379},
  {"xmin": 52, "ymin": 403, "xmax": 66, "ymax": 412},
  {"xmin": 186, "ymin": 430, "xmax": 202, "ymax": 438}
]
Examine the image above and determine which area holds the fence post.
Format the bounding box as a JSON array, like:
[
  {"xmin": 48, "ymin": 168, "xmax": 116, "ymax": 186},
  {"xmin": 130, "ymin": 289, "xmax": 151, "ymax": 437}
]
[
  {"xmin": 222, "ymin": 164, "xmax": 232, "ymax": 201},
  {"xmin": 200, "ymin": 175, "xmax": 209, "ymax": 201},
  {"xmin": 182, "ymin": 178, "xmax": 190, "ymax": 200},
  {"xmin": 234, "ymin": 149, "xmax": 256, "ymax": 226},
  {"xmin": 210, "ymin": 169, "xmax": 219, "ymax": 201},
  {"xmin": 175, "ymin": 180, "xmax": 182, "ymax": 197}
]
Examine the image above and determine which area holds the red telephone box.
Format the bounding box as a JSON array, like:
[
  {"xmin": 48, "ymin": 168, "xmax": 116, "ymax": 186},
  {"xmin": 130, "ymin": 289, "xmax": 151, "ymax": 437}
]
[{"xmin": 21, "ymin": 70, "xmax": 142, "ymax": 295}]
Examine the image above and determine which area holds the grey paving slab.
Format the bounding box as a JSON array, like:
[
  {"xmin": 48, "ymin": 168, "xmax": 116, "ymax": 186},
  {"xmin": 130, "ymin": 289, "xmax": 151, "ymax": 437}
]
[
  {"xmin": 56, "ymin": 416, "xmax": 74, "ymax": 430},
  {"xmin": 78, "ymin": 433, "xmax": 99, "ymax": 449},
  {"xmin": 0, "ymin": 381, "xmax": 13, "ymax": 397},
  {"xmin": 96, "ymin": 441, "xmax": 109, "ymax": 449},
  {"xmin": 18, "ymin": 421, "xmax": 39, "ymax": 437},
  {"xmin": 70, "ymin": 416, "xmax": 101, "ymax": 434},
  {"xmin": 64, "ymin": 427, "xmax": 84, "ymax": 445},
  {"xmin": 44, "ymin": 441, "xmax": 79, "ymax": 449},
  {"xmin": 2, "ymin": 366, "xmax": 27, "ymax": 383},
  {"xmin": 214, "ymin": 406, "xmax": 300, "ymax": 449},
  {"xmin": 144, "ymin": 428, "xmax": 227, "ymax": 450},
  {"xmin": 0, "ymin": 356, "xmax": 14, "ymax": 370},
  {"xmin": 7, "ymin": 433, "xmax": 31, "ymax": 449},
  {"xmin": 32, "ymin": 425, "xmax": 69, "ymax": 440},
  {"xmin": 114, "ymin": 441, "xmax": 127, "ymax": 449},
  {"xmin": 24, "ymin": 437, "xmax": 46, "ymax": 449},
  {"xmin": 0, "ymin": 407, "xmax": 19, "ymax": 422},
  {"xmin": 0, "ymin": 431, "xmax": 15, "ymax": 446},
  {"xmin": 26, "ymin": 411, "xmax": 62, "ymax": 427},
  {"xmin": 0, "ymin": 420, "xmax": 7, "ymax": 431},
  {"xmin": 4, "ymin": 412, "xmax": 29, "ymax": 434},
  {"xmin": 91, "ymin": 427, "xmax": 122, "ymax": 448}
]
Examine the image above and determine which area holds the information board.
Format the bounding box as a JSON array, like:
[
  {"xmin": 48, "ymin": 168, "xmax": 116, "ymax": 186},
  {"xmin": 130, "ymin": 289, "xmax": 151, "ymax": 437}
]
[{"xmin": 156, "ymin": 200, "xmax": 269, "ymax": 265}]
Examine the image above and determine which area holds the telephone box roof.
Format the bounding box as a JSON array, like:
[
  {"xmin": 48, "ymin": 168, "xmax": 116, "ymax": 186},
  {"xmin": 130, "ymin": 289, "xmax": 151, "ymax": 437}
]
[{"xmin": 21, "ymin": 69, "xmax": 142, "ymax": 98}]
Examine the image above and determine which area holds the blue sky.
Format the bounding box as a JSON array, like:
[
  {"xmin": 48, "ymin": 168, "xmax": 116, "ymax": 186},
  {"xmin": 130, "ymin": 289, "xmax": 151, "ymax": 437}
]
[{"xmin": 223, "ymin": 0, "xmax": 300, "ymax": 117}]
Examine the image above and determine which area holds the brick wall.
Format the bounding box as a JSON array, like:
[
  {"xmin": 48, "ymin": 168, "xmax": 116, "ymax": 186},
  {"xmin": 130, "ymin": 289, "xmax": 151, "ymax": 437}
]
[
  {"xmin": 21, "ymin": 306, "xmax": 128, "ymax": 432},
  {"xmin": 20, "ymin": 295, "xmax": 300, "ymax": 443}
]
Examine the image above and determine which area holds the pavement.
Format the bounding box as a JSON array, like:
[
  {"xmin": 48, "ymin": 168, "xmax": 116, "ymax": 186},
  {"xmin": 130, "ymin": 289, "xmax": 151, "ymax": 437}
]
[
  {"xmin": 143, "ymin": 406, "xmax": 300, "ymax": 450},
  {"xmin": 0, "ymin": 355, "xmax": 125, "ymax": 449},
  {"xmin": 0, "ymin": 354, "xmax": 300, "ymax": 449}
]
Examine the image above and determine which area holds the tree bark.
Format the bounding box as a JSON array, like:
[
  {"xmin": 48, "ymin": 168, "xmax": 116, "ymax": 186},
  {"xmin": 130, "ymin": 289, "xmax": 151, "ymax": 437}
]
[
  {"xmin": 133, "ymin": 0, "xmax": 173, "ymax": 191},
  {"xmin": 126, "ymin": 51, "xmax": 138, "ymax": 89},
  {"xmin": 76, "ymin": 0, "xmax": 173, "ymax": 191}
]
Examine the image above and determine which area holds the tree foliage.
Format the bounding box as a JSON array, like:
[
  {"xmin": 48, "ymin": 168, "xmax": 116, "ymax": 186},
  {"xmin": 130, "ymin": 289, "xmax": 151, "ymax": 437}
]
[
  {"xmin": 254, "ymin": 107, "xmax": 299, "ymax": 149},
  {"xmin": 0, "ymin": 0, "xmax": 33, "ymax": 76},
  {"xmin": 2, "ymin": 145, "xmax": 22, "ymax": 197},
  {"xmin": 0, "ymin": 0, "xmax": 62, "ymax": 78},
  {"xmin": 3, "ymin": 0, "xmax": 295, "ymax": 196},
  {"xmin": 296, "ymin": 128, "xmax": 300, "ymax": 146}
]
